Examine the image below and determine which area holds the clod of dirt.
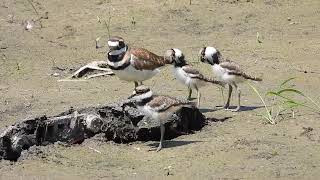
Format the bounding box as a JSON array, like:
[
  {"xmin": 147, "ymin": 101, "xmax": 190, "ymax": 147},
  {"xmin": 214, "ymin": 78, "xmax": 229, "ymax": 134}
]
[{"xmin": 0, "ymin": 99, "xmax": 206, "ymax": 161}]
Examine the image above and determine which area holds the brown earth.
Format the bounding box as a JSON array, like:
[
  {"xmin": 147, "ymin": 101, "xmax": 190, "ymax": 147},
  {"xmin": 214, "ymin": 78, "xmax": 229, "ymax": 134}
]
[{"xmin": 0, "ymin": 0, "xmax": 320, "ymax": 179}]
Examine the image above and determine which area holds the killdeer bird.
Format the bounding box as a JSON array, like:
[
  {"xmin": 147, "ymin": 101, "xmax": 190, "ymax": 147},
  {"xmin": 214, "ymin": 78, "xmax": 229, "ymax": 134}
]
[
  {"xmin": 198, "ymin": 47, "xmax": 262, "ymax": 111},
  {"xmin": 107, "ymin": 36, "xmax": 172, "ymax": 89},
  {"xmin": 129, "ymin": 85, "xmax": 194, "ymax": 152},
  {"xmin": 165, "ymin": 48, "xmax": 224, "ymax": 107}
]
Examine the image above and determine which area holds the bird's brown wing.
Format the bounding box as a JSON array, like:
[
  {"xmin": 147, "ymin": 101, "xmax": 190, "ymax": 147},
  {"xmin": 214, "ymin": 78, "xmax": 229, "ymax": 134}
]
[
  {"xmin": 182, "ymin": 65, "xmax": 204, "ymax": 79},
  {"xmin": 219, "ymin": 60, "xmax": 242, "ymax": 73},
  {"xmin": 147, "ymin": 96, "xmax": 189, "ymax": 112},
  {"xmin": 183, "ymin": 65, "xmax": 224, "ymax": 85},
  {"xmin": 130, "ymin": 48, "xmax": 168, "ymax": 70},
  {"xmin": 220, "ymin": 60, "xmax": 262, "ymax": 81}
]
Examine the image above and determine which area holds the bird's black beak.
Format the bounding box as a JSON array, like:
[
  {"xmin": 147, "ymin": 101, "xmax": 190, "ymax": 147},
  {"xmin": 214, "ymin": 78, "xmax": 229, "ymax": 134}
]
[{"xmin": 128, "ymin": 90, "xmax": 137, "ymax": 99}]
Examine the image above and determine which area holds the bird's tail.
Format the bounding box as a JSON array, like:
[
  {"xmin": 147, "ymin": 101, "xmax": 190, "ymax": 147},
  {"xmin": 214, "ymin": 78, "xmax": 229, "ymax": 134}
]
[
  {"xmin": 242, "ymin": 73, "xmax": 262, "ymax": 81},
  {"xmin": 202, "ymin": 77, "xmax": 226, "ymax": 87},
  {"xmin": 229, "ymin": 72, "xmax": 262, "ymax": 81}
]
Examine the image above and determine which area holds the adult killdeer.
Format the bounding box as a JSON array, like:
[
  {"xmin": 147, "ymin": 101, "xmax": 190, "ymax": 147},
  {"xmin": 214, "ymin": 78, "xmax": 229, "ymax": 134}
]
[
  {"xmin": 165, "ymin": 48, "xmax": 224, "ymax": 107},
  {"xmin": 198, "ymin": 47, "xmax": 262, "ymax": 111},
  {"xmin": 129, "ymin": 85, "xmax": 194, "ymax": 152},
  {"xmin": 107, "ymin": 36, "xmax": 172, "ymax": 89}
]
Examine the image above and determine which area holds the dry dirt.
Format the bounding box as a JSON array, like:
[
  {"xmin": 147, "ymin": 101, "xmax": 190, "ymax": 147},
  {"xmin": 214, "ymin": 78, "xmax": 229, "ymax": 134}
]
[{"xmin": 1, "ymin": 0, "xmax": 320, "ymax": 179}]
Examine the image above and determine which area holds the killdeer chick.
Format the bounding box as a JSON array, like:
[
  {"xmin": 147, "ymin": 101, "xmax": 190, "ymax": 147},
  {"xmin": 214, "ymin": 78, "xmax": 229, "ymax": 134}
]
[
  {"xmin": 107, "ymin": 36, "xmax": 172, "ymax": 89},
  {"xmin": 129, "ymin": 85, "xmax": 194, "ymax": 152},
  {"xmin": 165, "ymin": 48, "xmax": 224, "ymax": 107},
  {"xmin": 198, "ymin": 47, "xmax": 262, "ymax": 111}
]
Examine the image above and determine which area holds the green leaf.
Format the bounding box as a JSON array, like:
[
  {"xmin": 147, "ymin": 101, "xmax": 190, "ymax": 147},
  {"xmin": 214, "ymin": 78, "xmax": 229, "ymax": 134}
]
[
  {"xmin": 280, "ymin": 77, "xmax": 296, "ymax": 88},
  {"xmin": 277, "ymin": 88, "xmax": 305, "ymax": 97},
  {"xmin": 283, "ymin": 100, "xmax": 302, "ymax": 108},
  {"xmin": 266, "ymin": 91, "xmax": 279, "ymax": 96}
]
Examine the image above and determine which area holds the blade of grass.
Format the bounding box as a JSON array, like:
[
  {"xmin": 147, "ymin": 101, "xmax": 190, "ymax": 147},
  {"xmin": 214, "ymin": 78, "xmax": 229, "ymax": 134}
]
[
  {"xmin": 280, "ymin": 77, "xmax": 296, "ymax": 88},
  {"xmin": 248, "ymin": 83, "xmax": 275, "ymax": 124},
  {"xmin": 277, "ymin": 88, "xmax": 305, "ymax": 96}
]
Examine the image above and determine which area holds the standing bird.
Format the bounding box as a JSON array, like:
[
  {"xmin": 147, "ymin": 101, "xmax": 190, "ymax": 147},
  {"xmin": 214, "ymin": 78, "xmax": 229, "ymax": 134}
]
[
  {"xmin": 106, "ymin": 36, "xmax": 172, "ymax": 89},
  {"xmin": 129, "ymin": 85, "xmax": 194, "ymax": 152},
  {"xmin": 198, "ymin": 47, "xmax": 262, "ymax": 111},
  {"xmin": 164, "ymin": 48, "xmax": 224, "ymax": 107}
]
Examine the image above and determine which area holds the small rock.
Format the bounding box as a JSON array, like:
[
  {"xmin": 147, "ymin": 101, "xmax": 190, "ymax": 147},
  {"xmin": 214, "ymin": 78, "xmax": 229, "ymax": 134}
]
[
  {"xmin": 25, "ymin": 20, "xmax": 33, "ymax": 31},
  {"xmin": 52, "ymin": 72, "xmax": 60, "ymax": 77}
]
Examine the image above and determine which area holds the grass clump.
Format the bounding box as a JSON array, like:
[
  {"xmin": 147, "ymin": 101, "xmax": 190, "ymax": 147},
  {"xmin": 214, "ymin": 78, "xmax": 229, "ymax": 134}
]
[{"xmin": 249, "ymin": 78, "xmax": 320, "ymax": 124}]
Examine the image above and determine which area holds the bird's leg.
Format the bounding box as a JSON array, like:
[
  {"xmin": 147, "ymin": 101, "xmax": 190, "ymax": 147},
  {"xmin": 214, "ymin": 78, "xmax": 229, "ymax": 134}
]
[
  {"xmin": 139, "ymin": 81, "xmax": 143, "ymax": 85},
  {"xmin": 224, "ymin": 84, "xmax": 232, "ymax": 109},
  {"xmin": 132, "ymin": 81, "xmax": 139, "ymax": 95},
  {"xmin": 231, "ymin": 83, "xmax": 241, "ymax": 112},
  {"xmin": 219, "ymin": 86, "xmax": 225, "ymax": 106},
  {"xmin": 134, "ymin": 81, "xmax": 139, "ymax": 88},
  {"xmin": 195, "ymin": 86, "xmax": 201, "ymax": 108},
  {"xmin": 70, "ymin": 61, "xmax": 113, "ymax": 79},
  {"xmin": 187, "ymin": 88, "xmax": 192, "ymax": 100},
  {"xmin": 157, "ymin": 123, "xmax": 165, "ymax": 152}
]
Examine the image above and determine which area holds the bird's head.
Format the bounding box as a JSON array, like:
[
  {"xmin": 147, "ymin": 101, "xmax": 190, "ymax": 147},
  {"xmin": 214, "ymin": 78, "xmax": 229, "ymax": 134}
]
[
  {"xmin": 198, "ymin": 46, "xmax": 221, "ymax": 65},
  {"xmin": 164, "ymin": 48, "xmax": 186, "ymax": 66}
]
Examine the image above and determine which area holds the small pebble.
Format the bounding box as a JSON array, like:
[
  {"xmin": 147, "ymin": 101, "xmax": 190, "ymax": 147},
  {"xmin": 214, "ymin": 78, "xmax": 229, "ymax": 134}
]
[{"xmin": 52, "ymin": 72, "xmax": 60, "ymax": 77}]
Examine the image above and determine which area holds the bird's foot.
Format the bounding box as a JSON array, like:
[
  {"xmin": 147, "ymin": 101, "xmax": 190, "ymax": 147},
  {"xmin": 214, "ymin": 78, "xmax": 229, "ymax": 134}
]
[
  {"xmin": 223, "ymin": 104, "xmax": 230, "ymax": 109},
  {"xmin": 156, "ymin": 144, "xmax": 163, "ymax": 152},
  {"xmin": 225, "ymin": 106, "xmax": 241, "ymax": 112},
  {"xmin": 231, "ymin": 106, "xmax": 241, "ymax": 112}
]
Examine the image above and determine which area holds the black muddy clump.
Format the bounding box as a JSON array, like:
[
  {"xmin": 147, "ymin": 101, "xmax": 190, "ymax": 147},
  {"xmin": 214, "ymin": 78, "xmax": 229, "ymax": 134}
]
[{"xmin": 0, "ymin": 99, "xmax": 206, "ymax": 161}]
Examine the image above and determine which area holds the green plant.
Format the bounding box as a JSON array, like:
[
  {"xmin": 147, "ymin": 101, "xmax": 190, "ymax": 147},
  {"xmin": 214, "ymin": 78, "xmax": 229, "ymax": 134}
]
[
  {"xmin": 249, "ymin": 78, "xmax": 320, "ymax": 124},
  {"xmin": 248, "ymin": 83, "xmax": 275, "ymax": 124}
]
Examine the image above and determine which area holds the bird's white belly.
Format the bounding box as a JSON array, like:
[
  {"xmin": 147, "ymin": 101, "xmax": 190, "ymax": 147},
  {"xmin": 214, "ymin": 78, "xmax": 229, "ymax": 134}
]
[
  {"xmin": 173, "ymin": 67, "xmax": 205, "ymax": 89},
  {"xmin": 212, "ymin": 64, "xmax": 244, "ymax": 84},
  {"xmin": 139, "ymin": 106, "xmax": 159, "ymax": 120},
  {"xmin": 139, "ymin": 105, "xmax": 175, "ymax": 124},
  {"xmin": 113, "ymin": 64, "xmax": 159, "ymax": 82}
]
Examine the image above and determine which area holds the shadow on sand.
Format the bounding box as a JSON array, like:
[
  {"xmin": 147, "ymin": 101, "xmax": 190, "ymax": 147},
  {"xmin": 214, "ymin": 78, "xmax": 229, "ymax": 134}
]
[
  {"xmin": 213, "ymin": 105, "xmax": 264, "ymax": 112},
  {"xmin": 147, "ymin": 140, "xmax": 202, "ymax": 149}
]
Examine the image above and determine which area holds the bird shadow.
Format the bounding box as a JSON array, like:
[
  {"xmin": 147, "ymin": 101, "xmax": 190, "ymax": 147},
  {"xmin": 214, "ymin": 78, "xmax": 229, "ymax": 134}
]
[
  {"xmin": 199, "ymin": 107, "xmax": 218, "ymax": 113},
  {"xmin": 147, "ymin": 140, "xmax": 202, "ymax": 149},
  {"xmin": 207, "ymin": 116, "xmax": 232, "ymax": 122},
  {"xmin": 215, "ymin": 105, "xmax": 264, "ymax": 112}
]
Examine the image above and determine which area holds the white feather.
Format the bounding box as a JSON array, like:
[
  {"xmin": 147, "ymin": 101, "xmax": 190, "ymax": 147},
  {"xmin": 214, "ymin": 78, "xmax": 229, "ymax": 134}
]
[
  {"xmin": 107, "ymin": 41, "xmax": 119, "ymax": 47},
  {"xmin": 140, "ymin": 105, "xmax": 159, "ymax": 120},
  {"xmin": 106, "ymin": 58, "xmax": 127, "ymax": 67},
  {"xmin": 212, "ymin": 64, "xmax": 245, "ymax": 84},
  {"xmin": 205, "ymin": 47, "xmax": 217, "ymax": 61},
  {"xmin": 173, "ymin": 48, "xmax": 182, "ymax": 58},
  {"xmin": 109, "ymin": 46, "xmax": 127, "ymax": 55},
  {"xmin": 132, "ymin": 90, "xmax": 153, "ymax": 102},
  {"xmin": 173, "ymin": 67, "xmax": 205, "ymax": 89},
  {"xmin": 113, "ymin": 64, "xmax": 159, "ymax": 82}
]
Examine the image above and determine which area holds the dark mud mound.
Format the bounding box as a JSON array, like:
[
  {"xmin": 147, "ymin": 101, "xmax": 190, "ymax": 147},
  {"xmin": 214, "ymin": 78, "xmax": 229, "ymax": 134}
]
[{"xmin": 0, "ymin": 99, "xmax": 205, "ymax": 161}]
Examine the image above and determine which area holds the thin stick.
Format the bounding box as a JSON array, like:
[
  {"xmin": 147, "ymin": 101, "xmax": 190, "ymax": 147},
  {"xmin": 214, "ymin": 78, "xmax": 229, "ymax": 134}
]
[
  {"xmin": 88, "ymin": 147, "xmax": 102, "ymax": 154},
  {"xmin": 26, "ymin": 0, "xmax": 39, "ymax": 15}
]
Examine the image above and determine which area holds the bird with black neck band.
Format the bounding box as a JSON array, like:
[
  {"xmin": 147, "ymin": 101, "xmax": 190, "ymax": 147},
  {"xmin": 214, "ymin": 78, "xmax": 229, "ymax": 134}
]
[
  {"xmin": 106, "ymin": 36, "xmax": 172, "ymax": 91},
  {"xmin": 128, "ymin": 85, "xmax": 195, "ymax": 152}
]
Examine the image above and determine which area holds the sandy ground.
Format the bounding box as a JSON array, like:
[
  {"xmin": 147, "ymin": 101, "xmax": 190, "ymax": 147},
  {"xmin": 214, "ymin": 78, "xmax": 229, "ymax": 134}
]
[{"xmin": 1, "ymin": 0, "xmax": 320, "ymax": 179}]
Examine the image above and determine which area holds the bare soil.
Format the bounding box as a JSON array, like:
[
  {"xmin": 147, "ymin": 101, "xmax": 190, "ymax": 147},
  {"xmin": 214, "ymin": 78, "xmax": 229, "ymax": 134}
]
[{"xmin": 0, "ymin": 0, "xmax": 320, "ymax": 179}]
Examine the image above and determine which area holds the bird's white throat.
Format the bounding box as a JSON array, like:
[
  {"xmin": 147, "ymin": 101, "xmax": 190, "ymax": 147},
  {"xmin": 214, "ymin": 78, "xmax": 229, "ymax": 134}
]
[
  {"xmin": 205, "ymin": 47, "xmax": 217, "ymax": 61},
  {"xmin": 107, "ymin": 41, "xmax": 119, "ymax": 47},
  {"xmin": 109, "ymin": 46, "xmax": 127, "ymax": 56},
  {"xmin": 132, "ymin": 90, "xmax": 153, "ymax": 102}
]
